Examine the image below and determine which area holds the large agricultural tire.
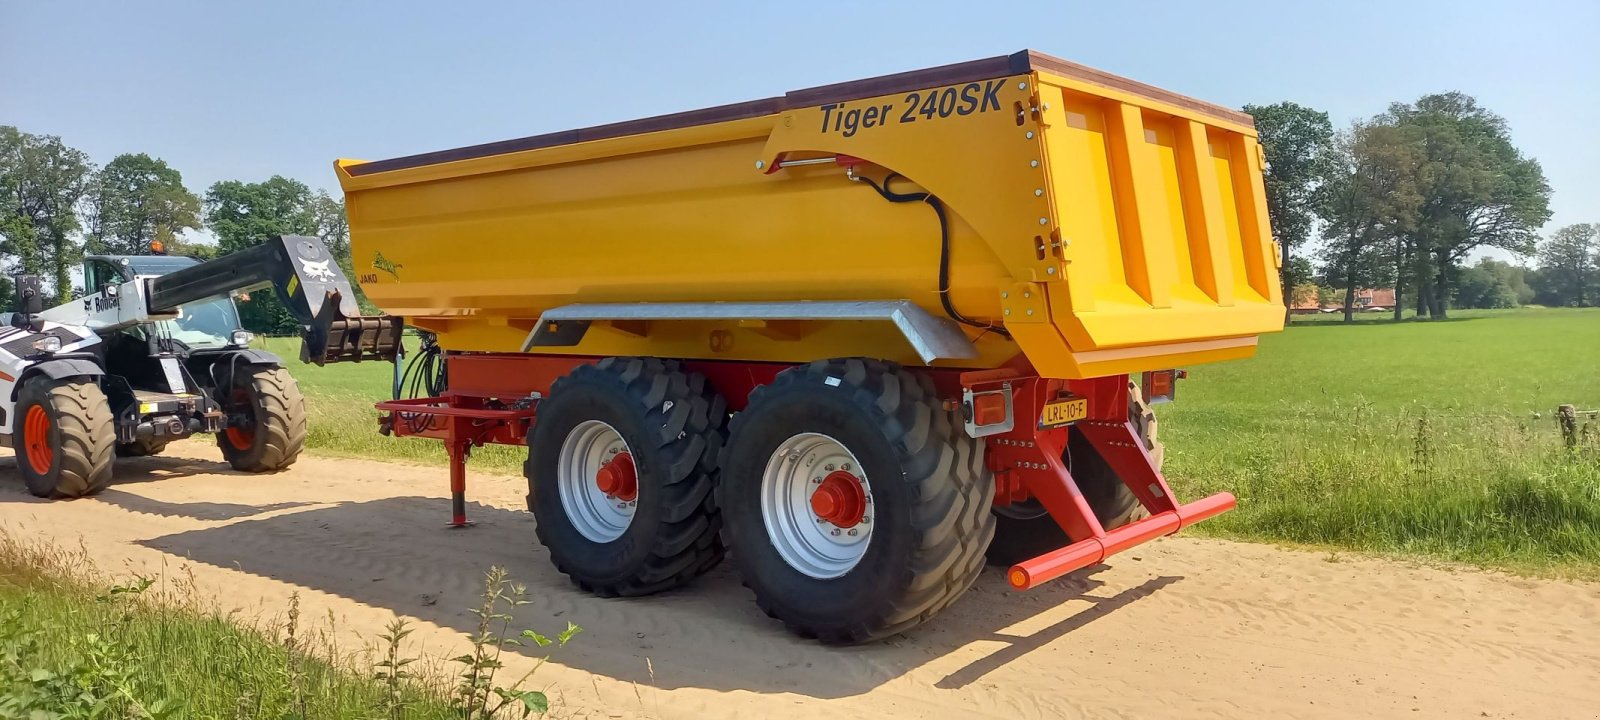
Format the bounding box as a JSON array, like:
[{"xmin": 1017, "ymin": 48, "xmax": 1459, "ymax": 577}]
[
  {"xmin": 13, "ymin": 376, "xmax": 115, "ymax": 499},
  {"xmin": 527, "ymin": 358, "xmax": 727, "ymax": 597},
  {"xmin": 216, "ymin": 366, "xmax": 306, "ymax": 472},
  {"xmin": 718, "ymin": 359, "xmax": 995, "ymax": 644},
  {"xmin": 116, "ymin": 438, "xmax": 168, "ymax": 458},
  {"xmin": 984, "ymin": 380, "xmax": 1163, "ymax": 567}
]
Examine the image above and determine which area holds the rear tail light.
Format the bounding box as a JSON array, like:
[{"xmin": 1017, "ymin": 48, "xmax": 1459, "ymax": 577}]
[
  {"xmin": 960, "ymin": 383, "xmax": 1016, "ymax": 437},
  {"xmin": 972, "ymin": 392, "xmax": 1008, "ymax": 426},
  {"xmin": 1142, "ymin": 369, "xmax": 1181, "ymax": 404}
]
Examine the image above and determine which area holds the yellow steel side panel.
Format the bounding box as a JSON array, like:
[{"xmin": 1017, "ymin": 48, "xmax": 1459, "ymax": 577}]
[{"xmin": 759, "ymin": 75, "xmax": 1063, "ymax": 285}]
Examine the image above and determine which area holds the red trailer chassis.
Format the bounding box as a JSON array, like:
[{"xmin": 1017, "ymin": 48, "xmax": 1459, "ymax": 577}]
[{"xmin": 375, "ymin": 352, "xmax": 1234, "ymax": 590}]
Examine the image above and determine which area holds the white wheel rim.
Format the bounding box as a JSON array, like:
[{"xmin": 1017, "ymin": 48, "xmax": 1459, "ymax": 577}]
[
  {"xmin": 760, "ymin": 433, "xmax": 874, "ymax": 579},
  {"xmin": 557, "ymin": 420, "xmax": 635, "ymax": 543}
]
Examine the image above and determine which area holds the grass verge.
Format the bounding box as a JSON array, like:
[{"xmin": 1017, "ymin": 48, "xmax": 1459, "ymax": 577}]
[{"xmin": 0, "ymin": 530, "xmax": 574, "ymax": 717}]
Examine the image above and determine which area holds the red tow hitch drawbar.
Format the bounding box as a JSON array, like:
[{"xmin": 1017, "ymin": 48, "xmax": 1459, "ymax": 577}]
[{"xmin": 1006, "ymin": 492, "xmax": 1236, "ymax": 590}]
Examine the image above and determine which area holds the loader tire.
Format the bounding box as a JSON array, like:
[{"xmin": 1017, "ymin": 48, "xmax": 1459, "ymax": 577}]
[
  {"xmin": 718, "ymin": 359, "xmax": 996, "ymax": 644},
  {"xmin": 116, "ymin": 438, "xmax": 168, "ymax": 458},
  {"xmin": 984, "ymin": 380, "xmax": 1162, "ymax": 566},
  {"xmin": 527, "ymin": 358, "xmax": 727, "ymax": 597},
  {"xmin": 216, "ymin": 366, "xmax": 306, "ymax": 472},
  {"xmin": 14, "ymin": 376, "xmax": 115, "ymax": 499}
]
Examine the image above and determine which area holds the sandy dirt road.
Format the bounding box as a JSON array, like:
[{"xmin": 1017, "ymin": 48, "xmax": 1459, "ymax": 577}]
[{"xmin": 0, "ymin": 441, "xmax": 1594, "ymax": 719}]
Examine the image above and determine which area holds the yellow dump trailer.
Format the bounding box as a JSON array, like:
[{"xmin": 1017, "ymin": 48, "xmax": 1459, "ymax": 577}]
[{"xmin": 343, "ymin": 50, "xmax": 1283, "ymax": 644}]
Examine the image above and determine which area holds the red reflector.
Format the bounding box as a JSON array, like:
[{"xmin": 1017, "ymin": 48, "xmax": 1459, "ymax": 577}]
[{"xmin": 972, "ymin": 393, "xmax": 1008, "ymax": 426}]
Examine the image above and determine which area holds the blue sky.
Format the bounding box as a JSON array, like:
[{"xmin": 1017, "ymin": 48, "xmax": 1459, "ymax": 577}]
[{"xmin": 2, "ymin": 0, "xmax": 1596, "ymax": 247}]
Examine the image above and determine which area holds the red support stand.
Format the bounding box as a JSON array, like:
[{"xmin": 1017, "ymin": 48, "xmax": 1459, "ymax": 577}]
[
  {"xmin": 375, "ymin": 395, "xmax": 537, "ymax": 529},
  {"xmin": 446, "ymin": 432, "xmax": 473, "ymax": 528}
]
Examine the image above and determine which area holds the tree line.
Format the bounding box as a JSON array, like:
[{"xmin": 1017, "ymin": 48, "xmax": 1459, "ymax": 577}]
[
  {"xmin": 1249, "ymin": 93, "xmax": 1593, "ymax": 321},
  {"xmin": 0, "ymin": 125, "xmax": 358, "ymax": 333}
]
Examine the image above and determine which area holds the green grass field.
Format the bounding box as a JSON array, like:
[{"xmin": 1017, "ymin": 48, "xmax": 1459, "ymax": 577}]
[
  {"xmin": 1161, "ymin": 307, "xmax": 1600, "ymax": 575},
  {"xmin": 265, "ymin": 307, "xmax": 1600, "ymax": 576}
]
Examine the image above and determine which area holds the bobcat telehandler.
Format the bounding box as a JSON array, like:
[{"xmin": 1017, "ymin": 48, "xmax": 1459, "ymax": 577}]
[{"xmin": 0, "ymin": 235, "xmax": 399, "ymax": 498}]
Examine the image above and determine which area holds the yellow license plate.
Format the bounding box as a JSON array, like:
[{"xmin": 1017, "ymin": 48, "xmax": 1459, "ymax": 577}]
[{"xmin": 1039, "ymin": 398, "xmax": 1088, "ymax": 428}]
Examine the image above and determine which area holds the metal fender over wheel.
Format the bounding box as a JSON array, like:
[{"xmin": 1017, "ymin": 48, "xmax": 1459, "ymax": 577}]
[
  {"xmin": 14, "ymin": 376, "xmax": 115, "ymax": 499},
  {"xmin": 217, "ymin": 366, "xmax": 307, "ymax": 472},
  {"xmin": 718, "ymin": 359, "xmax": 996, "ymax": 644},
  {"xmin": 527, "ymin": 358, "xmax": 728, "ymax": 597},
  {"xmin": 116, "ymin": 438, "xmax": 168, "ymax": 458},
  {"xmin": 985, "ymin": 379, "xmax": 1163, "ymax": 566}
]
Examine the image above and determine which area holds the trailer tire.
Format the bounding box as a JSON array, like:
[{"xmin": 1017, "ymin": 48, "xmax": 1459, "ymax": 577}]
[
  {"xmin": 216, "ymin": 366, "xmax": 306, "ymax": 472},
  {"xmin": 14, "ymin": 376, "xmax": 115, "ymax": 499},
  {"xmin": 116, "ymin": 438, "xmax": 168, "ymax": 458},
  {"xmin": 718, "ymin": 359, "xmax": 995, "ymax": 644},
  {"xmin": 984, "ymin": 380, "xmax": 1162, "ymax": 566},
  {"xmin": 527, "ymin": 358, "xmax": 727, "ymax": 597}
]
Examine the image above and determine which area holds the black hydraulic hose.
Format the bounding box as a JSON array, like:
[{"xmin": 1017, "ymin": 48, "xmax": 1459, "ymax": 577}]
[
  {"xmin": 856, "ymin": 173, "xmax": 1011, "ymax": 339},
  {"xmin": 399, "ymin": 331, "xmax": 446, "ymax": 400}
]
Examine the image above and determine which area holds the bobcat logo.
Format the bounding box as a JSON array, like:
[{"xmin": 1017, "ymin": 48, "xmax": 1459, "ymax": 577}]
[
  {"xmin": 299, "ymin": 257, "xmax": 337, "ymax": 282},
  {"xmin": 372, "ymin": 251, "xmax": 403, "ymax": 280}
]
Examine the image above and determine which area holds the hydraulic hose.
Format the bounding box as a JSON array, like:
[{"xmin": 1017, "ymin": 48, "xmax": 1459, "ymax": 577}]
[{"xmin": 856, "ymin": 173, "xmax": 1011, "ymax": 339}]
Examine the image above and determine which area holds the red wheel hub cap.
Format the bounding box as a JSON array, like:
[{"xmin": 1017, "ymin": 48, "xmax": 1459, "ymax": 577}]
[
  {"xmin": 810, "ymin": 470, "xmax": 867, "ymax": 527},
  {"xmin": 595, "ymin": 452, "xmax": 637, "ymax": 501}
]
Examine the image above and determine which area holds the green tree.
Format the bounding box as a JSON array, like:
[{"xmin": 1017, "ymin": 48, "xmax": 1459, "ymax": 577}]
[
  {"xmin": 205, "ymin": 176, "xmax": 316, "ymax": 253},
  {"xmin": 1454, "ymin": 258, "xmax": 1530, "ymax": 309},
  {"xmin": 1319, "ymin": 121, "xmax": 1419, "ymax": 321},
  {"xmin": 1243, "ymin": 102, "xmax": 1334, "ymax": 318},
  {"xmin": 83, "ymin": 153, "xmax": 203, "ymax": 256},
  {"xmin": 1383, "ymin": 93, "xmax": 1551, "ymax": 319},
  {"xmin": 1534, "ymin": 223, "xmax": 1598, "ymax": 307},
  {"xmin": 0, "ymin": 127, "xmax": 96, "ymax": 304},
  {"xmin": 204, "ymin": 176, "xmax": 317, "ymax": 332}
]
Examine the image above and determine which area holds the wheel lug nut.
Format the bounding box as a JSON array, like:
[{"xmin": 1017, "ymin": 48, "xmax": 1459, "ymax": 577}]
[
  {"xmin": 842, "ymin": 463, "xmax": 851, "ymax": 471},
  {"xmin": 860, "ymin": 516, "xmax": 870, "ymax": 524},
  {"xmin": 825, "ymin": 464, "xmax": 835, "ymax": 471},
  {"xmin": 830, "ymin": 529, "xmax": 840, "ymax": 536},
  {"xmin": 817, "ymin": 517, "xmax": 827, "ymax": 524},
  {"xmin": 847, "ymin": 529, "xmax": 858, "ymax": 536},
  {"xmin": 813, "ymin": 477, "xmax": 822, "ymax": 483}
]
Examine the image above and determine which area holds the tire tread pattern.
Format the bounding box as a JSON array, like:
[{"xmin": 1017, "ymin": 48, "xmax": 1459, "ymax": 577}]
[
  {"xmin": 218, "ymin": 366, "xmax": 307, "ymax": 472},
  {"xmin": 17, "ymin": 377, "xmax": 115, "ymax": 498},
  {"xmin": 531, "ymin": 357, "xmax": 727, "ymax": 597},
  {"xmin": 727, "ymin": 358, "xmax": 996, "ymax": 644}
]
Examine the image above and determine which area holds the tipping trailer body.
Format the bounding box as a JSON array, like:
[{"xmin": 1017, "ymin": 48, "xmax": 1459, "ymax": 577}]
[
  {"xmin": 343, "ymin": 51, "xmax": 1283, "ymax": 643},
  {"xmin": 337, "ymin": 50, "xmax": 1282, "ymax": 379}
]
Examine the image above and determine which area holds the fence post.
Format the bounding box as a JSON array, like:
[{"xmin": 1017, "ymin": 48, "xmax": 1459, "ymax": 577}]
[{"xmin": 1557, "ymin": 404, "xmax": 1578, "ymax": 448}]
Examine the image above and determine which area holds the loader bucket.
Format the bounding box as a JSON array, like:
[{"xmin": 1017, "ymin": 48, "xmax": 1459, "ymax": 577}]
[{"xmin": 300, "ymin": 291, "xmax": 403, "ymax": 365}]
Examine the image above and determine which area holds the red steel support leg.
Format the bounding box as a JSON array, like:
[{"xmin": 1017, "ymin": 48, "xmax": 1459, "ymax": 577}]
[{"xmin": 446, "ymin": 418, "xmax": 474, "ymax": 528}]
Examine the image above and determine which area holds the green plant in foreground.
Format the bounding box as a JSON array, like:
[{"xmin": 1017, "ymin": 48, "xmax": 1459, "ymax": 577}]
[
  {"xmin": 376, "ymin": 617, "xmax": 418, "ymax": 720},
  {"xmin": 452, "ymin": 566, "xmax": 582, "ymax": 719},
  {"xmin": 0, "ymin": 576, "xmax": 181, "ymax": 719}
]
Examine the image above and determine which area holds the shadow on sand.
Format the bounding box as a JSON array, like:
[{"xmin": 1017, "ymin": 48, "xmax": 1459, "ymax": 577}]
[{"xmin": 115, "ymin": 489, "xmax": 1181, "ymax": 700}]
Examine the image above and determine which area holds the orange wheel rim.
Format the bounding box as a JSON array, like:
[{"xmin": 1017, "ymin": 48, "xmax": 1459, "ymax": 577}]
[
  {"xmin": 225, "ymin": 387, "xmax": 255, "ymax": 450},
  {"xmin": 225, "ymin": 426, "xmax": 255, "ymax": 450},
  {"xmin": 23, "ymin": 405, "xmax": 53, "ymax": 474}
]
